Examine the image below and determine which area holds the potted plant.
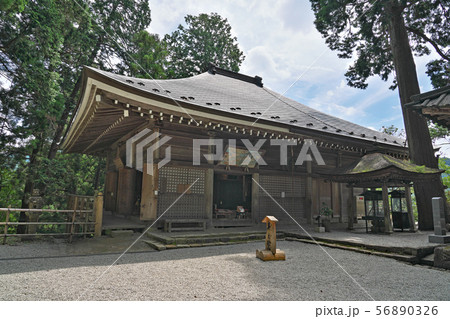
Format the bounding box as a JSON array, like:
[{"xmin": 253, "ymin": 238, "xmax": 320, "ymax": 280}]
[{"xmin": 319, "ymin": 203, "xmax": 333, "ymax": 232}]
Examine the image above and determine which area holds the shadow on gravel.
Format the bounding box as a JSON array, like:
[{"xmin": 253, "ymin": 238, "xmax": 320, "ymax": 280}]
[{"xmin": 0, "ymin": 240, "xmax": 268, "ymax": 275}]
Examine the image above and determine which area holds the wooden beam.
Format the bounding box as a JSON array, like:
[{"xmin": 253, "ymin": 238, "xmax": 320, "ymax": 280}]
[
  {"xmin": 110, "ymin": 121, "xmax": 152, "ymax": 150},
  {"xmin": 422, "ymin": 107, "xmax": 450, "ymax": 115},
  {"xmin": 82, "ymin": 115, "xmax": 125, "ymax": 153}
]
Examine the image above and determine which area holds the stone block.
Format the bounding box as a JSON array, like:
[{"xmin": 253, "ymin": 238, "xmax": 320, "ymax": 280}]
[
  {"xmin": 434, "ymin": 246, "xmax": 450, "ymax": 270},
  {"xmin": 315, "ymin": 226, "xmax": 325, "ymax": 233},
  {"xmin": 142, "ymin": 240, "xmax": 166, "ymax": 251},
  {"xmin": 428, "ymin": 234, "xmax": 450, "ymax": 244}
]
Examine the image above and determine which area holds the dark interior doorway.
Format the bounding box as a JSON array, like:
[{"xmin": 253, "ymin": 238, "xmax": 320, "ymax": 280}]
[{"xmin": 213, "ymin": 173, "xmax": 252, "ymax": 220}]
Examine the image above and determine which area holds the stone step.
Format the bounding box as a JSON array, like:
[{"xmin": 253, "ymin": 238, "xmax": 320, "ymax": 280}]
[
  {"xmin": 146, "ymin": 230, "xmax": 271, "ymax": 245},
  {"xmin": 142, "ymin": 239, "xmax": 166, "ymax": 251},
  {"xmin": 145, "ymin": 230, "xmax": 271, "ymax": 250},
  {"xmin": 419, "ymin": 253, "xmax": 434, "ymax": 266},
  {"xmin": 285, "ymin": 237, "xmax": 418, "ymax": 263},
  {"xmin": 283, "ymin": 231, "xmax": 434, "ymax": 258},
  {"xmin": 433, "ymin": 246, "xmax": 450, "ymax": 270}
]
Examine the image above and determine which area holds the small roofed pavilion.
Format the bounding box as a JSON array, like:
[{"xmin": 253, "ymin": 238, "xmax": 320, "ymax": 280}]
[
  {"xmin": 406, "ymin": 85, "xmax": 450, "ymax": 129},
  {"xmin": 324, "ymin": 153, "xmax": 443, "ymax": 233}
]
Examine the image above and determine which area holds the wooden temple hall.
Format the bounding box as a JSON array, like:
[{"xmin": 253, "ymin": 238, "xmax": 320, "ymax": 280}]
[{"xmin": 61, "ymin": 64, "xmax": 443, "ymax": 232}]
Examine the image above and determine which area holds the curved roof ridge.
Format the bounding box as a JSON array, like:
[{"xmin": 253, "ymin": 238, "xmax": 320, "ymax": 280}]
[{"xmin": 83, "ymin": 66, "xmax": 407, "ymax": 149}]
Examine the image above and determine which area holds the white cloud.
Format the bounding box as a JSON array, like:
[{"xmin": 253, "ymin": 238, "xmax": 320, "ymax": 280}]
[{"xmin": 148, "ymin": 0, "xmax": 437, "ymax": 133}]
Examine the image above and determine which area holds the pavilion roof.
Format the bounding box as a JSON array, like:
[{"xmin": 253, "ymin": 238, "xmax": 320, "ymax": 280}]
[
  {"xmin": 406, "ymin": 85, "xmax": 450, "ymax": 129},
  {"xmin": 323, "ymin": 153, "xmax": 442, "ymax": 187}
]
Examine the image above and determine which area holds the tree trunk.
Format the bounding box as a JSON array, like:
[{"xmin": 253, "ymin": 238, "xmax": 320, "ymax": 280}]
[
  {"xmin": 17, "ymin": 145, "xmax": 40, "ymax": 234},
  {"xmin": 387, "ymin": 2, "xmax": 447, "ymax": 230}
]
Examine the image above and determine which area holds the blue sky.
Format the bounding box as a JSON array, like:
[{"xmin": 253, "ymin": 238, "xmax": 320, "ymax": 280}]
[{"xmin": 148, "ymin": 0, "xmax": 439, "ymax": 137}]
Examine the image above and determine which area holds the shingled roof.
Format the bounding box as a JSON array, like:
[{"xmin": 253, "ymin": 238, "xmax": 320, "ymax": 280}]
[
  {"xmin": 87, "ymin": 65, "xmax": 404, "ymax": 145},
  {"xmin": 61, "ymin": 66, "xmax": 408, "ymax": 157},
  {"xmin": 324, "ymin": 153, "xmax": 442, "ymax": 187},
  {"xmin": 406, "ymin": 85, "xmax": 450, "ymax": 128}
]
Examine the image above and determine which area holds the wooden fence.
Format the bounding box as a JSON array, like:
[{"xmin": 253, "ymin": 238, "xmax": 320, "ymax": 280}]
[{"xmin": 0, "ymin": 193, "xmax": 103, "ymax": 244}]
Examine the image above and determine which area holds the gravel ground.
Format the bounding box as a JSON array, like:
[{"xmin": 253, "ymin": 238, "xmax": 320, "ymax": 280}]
[{"xmin": 0, "ymin": 241, "xmax": 449, "ymax": 301}]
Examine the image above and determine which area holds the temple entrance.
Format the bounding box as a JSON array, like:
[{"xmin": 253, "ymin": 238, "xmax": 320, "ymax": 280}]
[{"xmin": 213, "ymin": 173, "xmax": 252, "ymax": 224}]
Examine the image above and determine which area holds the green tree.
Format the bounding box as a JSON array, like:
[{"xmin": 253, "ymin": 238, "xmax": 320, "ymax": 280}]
[
  {"xmin": 1, "ymin": 0, "xmax": 152, "ymax": 232},
  {"xmin": 381, "ymin": 124, "xmax": 406, "ymax": 138},
  {"xmin": 426, "ymin": 59, "xmax": 450, "ymax": 89},
  {"xmin": 117, "ymin": 31, "xmax": 169, "ymax": 79},
  {"xmin": 0, "ymin": 0, "xmax": 27, "ymax": 12},
  {"xmin": 164, "ymin": 12, "xmax": 245, "ymax": 78},
  {"xmin": 47, "ymin": 0, "xmax": 152, "ymax": 160},
  {"xmin": 438, "ymin": 157, "xmax": 450, "ymax": 202},
  {"xmin": 310, "ymin": 0, "xmax": 449, "ymax": 229}
]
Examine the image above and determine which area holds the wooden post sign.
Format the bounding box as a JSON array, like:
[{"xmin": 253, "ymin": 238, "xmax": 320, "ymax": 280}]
[{"xmin": 256, "ymin": 216, "xmax": 286, "ymax": 261}]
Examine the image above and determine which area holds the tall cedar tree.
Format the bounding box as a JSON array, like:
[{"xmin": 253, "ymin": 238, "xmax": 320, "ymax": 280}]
[
  {"xmin": 164, "ymin": 12, "xmax": 245, "ymax": 78},
  {"xmin": 1, "ymin": 0, "xmax": 151, "ymax": 232},
  {"xmin": 116, "ymin": 31, "xmax": 169, "ymax": 79},
  {"xmin": 310, "ymin": 0, "xmax": 449, "ymax": 229}
]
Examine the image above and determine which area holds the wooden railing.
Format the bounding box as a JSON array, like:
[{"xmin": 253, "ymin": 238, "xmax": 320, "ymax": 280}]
[{"xmin": 0, "ymin": 193, "xmax": 103, "ymax": 244}]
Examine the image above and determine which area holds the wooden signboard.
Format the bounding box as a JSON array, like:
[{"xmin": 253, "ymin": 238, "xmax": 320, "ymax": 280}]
[{"xmin": 256, "ymin": 215, "xmax": 286, "ymax": 261}]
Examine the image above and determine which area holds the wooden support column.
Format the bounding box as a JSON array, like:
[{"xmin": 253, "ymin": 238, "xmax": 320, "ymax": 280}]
[
  {"xmin": 305, "ymin": 161, "xmax": 313, "ymax": 224},
  {"xmin": 332, "ymin": 182, "xmax": 340, "ymax": 221},
  {"xmin": 205, "ymin": 169, "xmax": 214, "ymax": 227},
  {"xmin": 337, "ymin": 152, "xmax": 344, "ymax": 223},
  {"xmin": 251, "ymin": 173, "xmax": 260, "ymax": 223},
  {"xmin": 140, "ymin": 126, "xmax": 160, "ymax": 221},
  {"xmin": 94, "ymin": 192, "xmax": 104, "ymax": 237},
  {"xmin": 116, "ymin": 167, "xmax": 136, "ymax": 216},
  {"xmin": 207, "ymin": 131, "xmax": 216, "ymax": 165},
  {"xmin": 405, "ymin": 185, "xmax": 416, "ymax": 232},
  {"xmin": 382, "ymin": 184, "xmax": 393, "ymax": 233},
  {"xmin": 140, "ymin": 163, "xmax": 158, "ymax": 220},
  {"xmin": 347, "ymin": 187, "xmax": 354, "ymax": 230}
]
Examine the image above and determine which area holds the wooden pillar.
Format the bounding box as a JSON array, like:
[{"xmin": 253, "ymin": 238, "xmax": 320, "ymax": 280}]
[
  {"xmin": 347, "ymin": 187, "xmax": 354, "ymax": 230},
  {"xmin": 205, "ymin": 169, "xmax": 214, "ymax": 227},
  {"xmin": 94, "ymin": 192, "xmax": 104, "ymax": 237},
  {"xmin": 104, "ymin": 171, "xmax": 118, "ymax": 213},
  {"xmin": 405, "ymin": 185, "xmax": 416, "ymax": 232},
  {"xmin": 337, "ymin": 152, "xmax": 344, "ymax": 223},
  {"xmin": 382, "ymin": 184, "xmax": 393, "ymax": 233},
  {"xmin": 251, "ymin": 173, "xmax": 260, "ymax": 223},
  {"xmin": 140, "ymin": 163, "xmax": 158, "ymax": 220},
  {"xmin": 332, "ymin": 182, "xmax": 340, "ymax": 221},
  {"xmin": 306, "ymin": 161, "xmax": 313, "ymax": 224},
  {"xmin": 207, "ymin": 131, "xmax": 216, "ymax": 165},
  {"xmin": 116, "ymin": 168, "xmax": 136, "ymax": 216}
]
